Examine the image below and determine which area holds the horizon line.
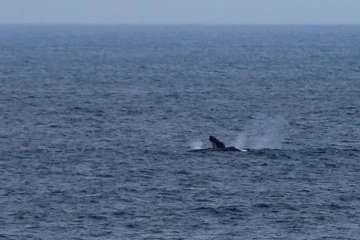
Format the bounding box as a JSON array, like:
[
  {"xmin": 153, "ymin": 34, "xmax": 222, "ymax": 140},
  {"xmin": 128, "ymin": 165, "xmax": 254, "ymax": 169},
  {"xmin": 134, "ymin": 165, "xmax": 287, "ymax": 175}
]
[{"xmin": 1, "ymin": 23, "xmax": 360, "ymax": 26}]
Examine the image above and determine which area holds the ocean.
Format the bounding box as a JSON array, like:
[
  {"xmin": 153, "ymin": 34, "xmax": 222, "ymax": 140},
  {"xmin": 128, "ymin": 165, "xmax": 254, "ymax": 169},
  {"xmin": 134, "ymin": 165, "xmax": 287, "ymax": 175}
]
[{"xmin": 0, "ymin": 24, "xmax": 360, "ymax": 239}]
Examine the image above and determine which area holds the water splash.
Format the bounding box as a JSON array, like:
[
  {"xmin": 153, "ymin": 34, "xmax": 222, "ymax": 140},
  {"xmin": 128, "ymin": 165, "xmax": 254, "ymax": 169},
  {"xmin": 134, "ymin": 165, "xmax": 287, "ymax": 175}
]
[
  {"xmin": 234, "ymin": 116, "xmax": 288, "ymax": 149},
  {"xmin": 234, "ymin": 132, "xmax": 247, "ymax": 149},
  {"xmin": 189, "ymin": 140, "xmax": 204, "ymax": 149}
]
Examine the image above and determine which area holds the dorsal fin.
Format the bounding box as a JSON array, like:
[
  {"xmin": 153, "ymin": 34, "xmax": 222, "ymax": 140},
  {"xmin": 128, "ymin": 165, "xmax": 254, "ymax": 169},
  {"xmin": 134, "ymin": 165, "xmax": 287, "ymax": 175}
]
[{"xmin": 209, "ymin": 136, "xmax": 226, "ymax": 149}]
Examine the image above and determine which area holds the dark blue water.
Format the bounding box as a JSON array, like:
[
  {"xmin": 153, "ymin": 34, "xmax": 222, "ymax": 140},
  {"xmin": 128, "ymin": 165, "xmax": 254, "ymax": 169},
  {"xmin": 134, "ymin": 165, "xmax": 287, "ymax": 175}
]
[{"xmin": 1, "ymin": 25, "xmax": 360, "ymax": 239}]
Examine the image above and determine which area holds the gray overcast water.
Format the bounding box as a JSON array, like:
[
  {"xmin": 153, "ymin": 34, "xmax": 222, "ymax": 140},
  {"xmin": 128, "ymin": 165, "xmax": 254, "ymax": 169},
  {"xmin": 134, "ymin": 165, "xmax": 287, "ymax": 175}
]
[{"xmin": 1, "ymin": 25, "xmax": 360, "ymax": 239}]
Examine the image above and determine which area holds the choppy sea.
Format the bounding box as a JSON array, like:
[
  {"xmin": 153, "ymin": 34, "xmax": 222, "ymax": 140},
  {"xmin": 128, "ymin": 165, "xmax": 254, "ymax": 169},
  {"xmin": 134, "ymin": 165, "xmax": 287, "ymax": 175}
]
[{"xmin": 1, "ymin": 24, "xmax": 360, "ymax": 239}]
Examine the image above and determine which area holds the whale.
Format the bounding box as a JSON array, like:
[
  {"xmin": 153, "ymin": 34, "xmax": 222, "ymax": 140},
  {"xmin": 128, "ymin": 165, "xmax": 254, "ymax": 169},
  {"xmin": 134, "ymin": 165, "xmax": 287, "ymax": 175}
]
[{"xmin": 189, "ymin": 136, "xmax": 247, "ymax": 152}]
